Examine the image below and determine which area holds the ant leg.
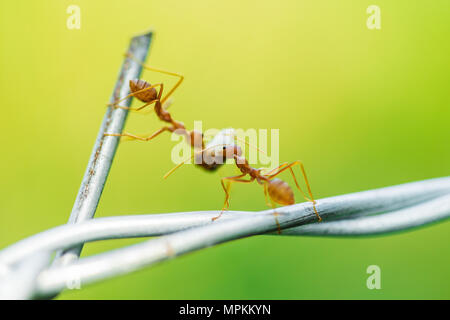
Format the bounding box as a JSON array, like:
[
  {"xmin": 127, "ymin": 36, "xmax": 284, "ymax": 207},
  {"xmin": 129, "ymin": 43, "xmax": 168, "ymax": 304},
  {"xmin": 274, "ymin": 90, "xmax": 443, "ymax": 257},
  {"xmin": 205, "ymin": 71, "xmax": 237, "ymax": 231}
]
[
  {"xmin": 214, "ymin": 174, "xmax": 246, "ymax": 220},
  {"xmin": 126, "ymin": 52, "xmax": 184, "ymax": 104},
  {"xmin": 221, "ymin": 179, "xmax": 234, "ymax": 210},
  {"xmin": 104, "ymin": 126, "xmax": 171, "ymax": 142},
  {"xmin": 263, "ymin": 183, "xmax": 282, "ymax": 234},
  {"xmin": 212, "ymin": 174, "xmax": 252, "ymax": 221},
  {"xmin": 111, "ymin": 100, "xmax": 158, "ymax": 115},
  {"xmin": 266, "ymin": 161, "xmax": 321, "ymax": 222},
  {"xmin": 264, "ymin": 162, "xmax": 289, "ymax": 176},
  {"xmin": 114, "ymin": 98, "xmax": 172, "ymax": 116},
  {"xmin": 267, "ymin": 164, "xmax": 309, "ymax": 200}
]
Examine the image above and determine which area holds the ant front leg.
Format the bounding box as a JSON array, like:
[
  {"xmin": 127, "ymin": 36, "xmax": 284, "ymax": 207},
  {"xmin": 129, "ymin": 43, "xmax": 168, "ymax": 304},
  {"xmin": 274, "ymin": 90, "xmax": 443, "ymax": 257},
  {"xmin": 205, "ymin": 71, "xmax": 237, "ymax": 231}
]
[
  {"xmin": 266, "ymin": 161, "xmax": 321, "ymax": 222},
  {"xmin": 118, "ymin": 98, "xmax": 173, "ymax": 116},
  {"xmin": 104, "ymin": 126, "xmax": 172, "ymax": 142},
  {"xmin": 212, "ymin": 174, "xmax": 253, "ymax": 221},
  {"xmin": 110, "ymin": 100, "xmax": 158, "ymax": 116}
]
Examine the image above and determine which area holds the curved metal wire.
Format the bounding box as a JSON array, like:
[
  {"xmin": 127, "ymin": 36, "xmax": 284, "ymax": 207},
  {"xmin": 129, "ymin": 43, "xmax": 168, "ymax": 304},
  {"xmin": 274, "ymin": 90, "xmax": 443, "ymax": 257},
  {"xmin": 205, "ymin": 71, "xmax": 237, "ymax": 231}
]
[
  {"xmin": 1, "ymin": 177, "xmax": 448, "ymax": 298},
  {"xmin": 31, "ymin": 182, "xmax": 449, "ymax": 297},
  {"xmin": 1, "ymin": 177, "xmax": 450, "ymax": 269}
]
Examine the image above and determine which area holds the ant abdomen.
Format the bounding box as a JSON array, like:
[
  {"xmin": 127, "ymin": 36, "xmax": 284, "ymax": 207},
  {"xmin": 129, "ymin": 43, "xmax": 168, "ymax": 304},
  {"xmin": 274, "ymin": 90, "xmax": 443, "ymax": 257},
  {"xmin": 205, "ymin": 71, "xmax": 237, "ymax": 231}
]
[
  {"xmin": 267, "ymin": 179, "xmax": 295, "ymax": 205},
  {"xmin": 129, "ymin": 79, "xmax": 158, "ymax": 102}
]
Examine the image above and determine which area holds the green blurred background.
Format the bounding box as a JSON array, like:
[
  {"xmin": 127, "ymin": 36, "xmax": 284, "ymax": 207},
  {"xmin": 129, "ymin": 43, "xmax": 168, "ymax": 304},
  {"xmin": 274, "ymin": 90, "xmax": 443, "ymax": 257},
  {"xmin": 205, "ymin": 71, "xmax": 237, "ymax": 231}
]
[{"xmin": 0, "ymin": 0, "xmax": 449, "ymax": 299}]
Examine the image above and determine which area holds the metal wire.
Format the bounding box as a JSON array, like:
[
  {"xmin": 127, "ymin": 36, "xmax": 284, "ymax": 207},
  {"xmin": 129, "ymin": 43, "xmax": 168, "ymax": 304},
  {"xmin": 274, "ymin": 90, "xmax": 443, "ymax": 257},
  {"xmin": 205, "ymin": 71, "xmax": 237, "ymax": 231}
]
[
  {"xmin": 53, "ymin": 31, "xmax": 153, "ymax": 267},
  {"xmin": 0, "ymin": 176, "xmax": 448, "ymax": 298},
  {"xmin": 1, "ymin": 177, "xmax": 450, "ymax": 269},
  {"xmin": 31, "ymin": 180, "xmax": 449, "ymax": 297},
  {"xmin": 280, "ymin": 193, "xmax": 450, "ymax": 236}
]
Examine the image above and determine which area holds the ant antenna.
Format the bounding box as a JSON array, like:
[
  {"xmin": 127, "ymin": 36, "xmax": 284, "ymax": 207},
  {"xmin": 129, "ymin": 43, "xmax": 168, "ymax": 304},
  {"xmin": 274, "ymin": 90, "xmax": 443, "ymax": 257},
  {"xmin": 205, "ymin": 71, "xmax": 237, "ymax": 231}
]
[
  {"xmin": 233, "ymin": 135, "xmax": 266, "ymax": 155},
  {"xmin": 218, "ymin": 132, "xmax": 267, "ymax": 155}
]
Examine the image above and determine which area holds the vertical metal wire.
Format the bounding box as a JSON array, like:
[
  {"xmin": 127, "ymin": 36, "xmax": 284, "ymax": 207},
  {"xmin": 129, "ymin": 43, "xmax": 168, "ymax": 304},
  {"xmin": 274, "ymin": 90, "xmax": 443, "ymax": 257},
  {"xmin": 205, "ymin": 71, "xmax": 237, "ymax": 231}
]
[{"xmin": 53, "ymin": 32, "xmax": 153, "ymax": 267}]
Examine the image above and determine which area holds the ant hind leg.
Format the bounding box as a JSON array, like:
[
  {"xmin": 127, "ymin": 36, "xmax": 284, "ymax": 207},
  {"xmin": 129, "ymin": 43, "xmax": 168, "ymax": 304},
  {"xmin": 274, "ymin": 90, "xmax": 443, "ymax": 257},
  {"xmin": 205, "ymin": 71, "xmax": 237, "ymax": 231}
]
[
  {"xmin": 109, "ymin": 100, "xmax": 157, "ymax": 115},
  {"xmin": 266, "ymin": 161, "xmax": 321, "ymax": 222},
  {"xmin": 104, "ymin": 126, "xmax": 171, "ymax": 142}
]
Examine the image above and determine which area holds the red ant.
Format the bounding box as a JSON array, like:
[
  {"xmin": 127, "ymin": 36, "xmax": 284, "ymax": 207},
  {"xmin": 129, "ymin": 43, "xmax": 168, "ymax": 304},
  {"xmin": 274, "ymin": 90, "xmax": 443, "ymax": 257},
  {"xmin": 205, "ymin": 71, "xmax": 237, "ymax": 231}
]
[
  {"xmin": 164, "ymin": 142, "xmax": 321, "ymax": 225},
  {"xmin": 104, "ymin": 53, "xmax": 218, "ymax": 170}
]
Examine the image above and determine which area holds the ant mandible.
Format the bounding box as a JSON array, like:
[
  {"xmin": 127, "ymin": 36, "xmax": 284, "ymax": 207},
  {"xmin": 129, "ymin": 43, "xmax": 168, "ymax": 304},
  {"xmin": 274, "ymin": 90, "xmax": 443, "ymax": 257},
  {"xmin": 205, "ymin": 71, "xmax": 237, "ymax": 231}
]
[{"xmin": 164, "ymin": 143, "xmax": 322, "ymax": 223}]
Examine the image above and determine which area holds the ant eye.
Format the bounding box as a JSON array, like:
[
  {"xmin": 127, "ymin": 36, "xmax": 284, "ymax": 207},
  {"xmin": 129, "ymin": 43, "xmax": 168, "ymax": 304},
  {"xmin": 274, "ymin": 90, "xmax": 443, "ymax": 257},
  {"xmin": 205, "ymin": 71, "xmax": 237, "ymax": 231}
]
[{"xmin": 223, "ymin": 146, "xmax": 226, "ymax": 150}]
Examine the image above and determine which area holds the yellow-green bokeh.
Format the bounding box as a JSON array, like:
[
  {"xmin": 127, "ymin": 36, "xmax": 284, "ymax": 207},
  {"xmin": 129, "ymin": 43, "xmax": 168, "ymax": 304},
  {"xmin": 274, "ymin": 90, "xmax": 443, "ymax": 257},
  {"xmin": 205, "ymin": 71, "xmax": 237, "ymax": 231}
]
[{"xmin": 0, "ymin": 0, "xmax": 449, "ymax": 299}]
